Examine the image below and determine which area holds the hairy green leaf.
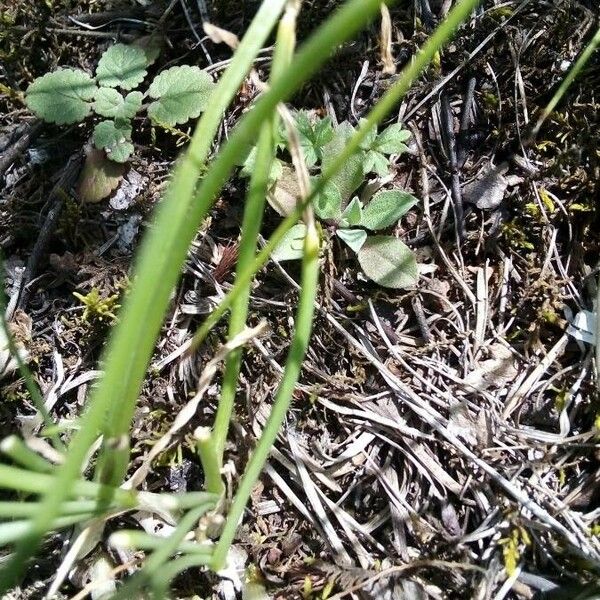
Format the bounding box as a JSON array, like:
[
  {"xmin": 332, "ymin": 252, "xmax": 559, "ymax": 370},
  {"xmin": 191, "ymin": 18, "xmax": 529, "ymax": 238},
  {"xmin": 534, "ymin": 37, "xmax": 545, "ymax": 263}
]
[
  {"xmin": 361, "ymin": 189, "xmax": 418, "ymax": 231},
  {"xmin": 363, "ymin": 150, "xmax": 390, "ymax": 176},
  {"xmin": 93, "ymin": 120, "xmax": 134, "ymax": 163},
  {"xmin": 93, "ymin": 88, "xmax": 143, "ymax": 120},
  {"xmin": 322, "ymin": 121, "xmax": 365, "ymax": 202},
  {"xmin": 357, "ymin": 236, "xmax": 418, "ymax": 288},
  {"xmin": 373, "ymin": 123, "xmax": 411, "ymax": 154},
  {"xmin": 337, "ymin": 228, "xmax": 367, "ymax": 253},
  {"xmin": 340, "ymin": 197, "xmax": 362, "ymax": 227},
  {"xmin": 147, "ymin": 66, "xmax": 215, "ymax": 126},
  {"xmin": 96, "ymin": 43, "xmax": 149, "ymax": 90},
  {"xmin": 271, "ymin": 223, "xmax": 307, "ymax": 262},
  {"xmin": 294, "ymin": 110, "xmax": 334, "ymax": 167},
  {"xmin": 359, "ymin": 121, "xmax": 378, "ymax": 150},
  {"xmin": 313, "ymin": 180, "xmax": 343, "ymax": 222},
  {"xmin": 25, "ymin": 69, "xmax": 96, "ymax": 125}
]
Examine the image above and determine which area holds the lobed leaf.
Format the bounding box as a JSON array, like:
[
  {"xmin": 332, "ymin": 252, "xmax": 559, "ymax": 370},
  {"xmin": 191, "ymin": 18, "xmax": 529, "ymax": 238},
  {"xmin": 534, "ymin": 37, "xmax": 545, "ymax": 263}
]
[
  {"xmin": 93, "ymin": 88, "xmax": 143, "ymax": 120},
  {"xmin": 96, "ymin": 43, "xmax": 149, "ymax": 90},
  {"xmin": 147, "ymin": 66, "xmax": 215, "ymax": 126},
  {"xmin": 372, "ymin": 123, "xmax": 411, "ymax": 154},
  {"xmin": 360, "ymin": 189, "xmax": 418, "ymax": 231},
  {"xmin": 25, "ymin": 69, "xmax": 96, "ymax": 125},
  {"xmin": 363, "ymin": 150, "xmax": 390, "ymax": 176},
  {"xmin": 337, "ymin": 228, "xmax": 367, "ymax": 253},
  {"xmin": 294, "ymin": 110, "xmax": 334, "ymax": 167},
  {"xmin": 271, "ymin": 223, "xmax": 307, "ymax": 262},
  {"xmin": 357, "ymin": 236, "xmax": 418, "ymax": 288},
  {"xmin": 93, "ymin": 120, "xmax": 134, "ymax": 163}
]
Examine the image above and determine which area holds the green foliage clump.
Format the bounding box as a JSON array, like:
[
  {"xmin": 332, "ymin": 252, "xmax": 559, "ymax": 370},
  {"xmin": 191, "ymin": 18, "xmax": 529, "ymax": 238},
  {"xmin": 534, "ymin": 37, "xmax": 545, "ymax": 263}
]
[
  {"xmin": 73, "ymin": 288, "xmax": 120, "ymax": 323},
  {"xmin": 266, "ymin": 111, "xmax": 419, "ymax": 288},
  {"xmin": 25, "ymin": 43, "xmax": 215, "ymax": 164}
]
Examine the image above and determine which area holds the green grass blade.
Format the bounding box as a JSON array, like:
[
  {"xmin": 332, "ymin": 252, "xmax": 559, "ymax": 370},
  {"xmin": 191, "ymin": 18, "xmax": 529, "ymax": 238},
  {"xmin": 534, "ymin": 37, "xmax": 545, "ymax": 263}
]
[
  {"xmin": 213, "ymin": 0, "xmax": 299, "ymax": 465},
  {"xmin": 0, "ymin": 2, "xmax": 288, "ymax": 589}
]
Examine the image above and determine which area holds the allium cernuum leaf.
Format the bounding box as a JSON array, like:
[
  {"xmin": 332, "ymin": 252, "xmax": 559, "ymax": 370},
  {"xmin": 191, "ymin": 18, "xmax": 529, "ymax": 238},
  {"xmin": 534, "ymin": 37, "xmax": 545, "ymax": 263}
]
[{"xmin": 25, "ymin": 69, "xmax": 97, "ymax": 125}]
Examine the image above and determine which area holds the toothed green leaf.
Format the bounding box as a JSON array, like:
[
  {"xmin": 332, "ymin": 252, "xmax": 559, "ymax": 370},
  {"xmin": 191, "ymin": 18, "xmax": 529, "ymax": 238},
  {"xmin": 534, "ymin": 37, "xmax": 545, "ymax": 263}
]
[
  {"xmin": 363, "ymin": 150, "xmax": 390, "ymax": 176},
  {"xmin": 25, "ymin": 69, "xmax": 96, "ymax": 124},
  {"xmin": 96, "ymin": 43, "xmax": 149, "ymax": 90},
  {"xmin": 93, "ymin": 88, "xmax": 143, "ymax": 119},
  {"xmin": 93, "ymin": 120, "xmax": 134, "ymax": 163},
  {"xmin": 294, "ymin": 110, "xmax": 334, "ymax": 167},
  {"xmin": 147, "ymin": 66, "xmax": 215, "ymax": 126},
  {"xmin": 361, "ymin": 189, "xmax": 418, "ymax": 231},
  {"xmin": 372, "ymin": 124, "xmax": 411, "ymax": 154},
  {"xmin": 357, "ymin": 236, "xmax": 418, "ymax": 288}
]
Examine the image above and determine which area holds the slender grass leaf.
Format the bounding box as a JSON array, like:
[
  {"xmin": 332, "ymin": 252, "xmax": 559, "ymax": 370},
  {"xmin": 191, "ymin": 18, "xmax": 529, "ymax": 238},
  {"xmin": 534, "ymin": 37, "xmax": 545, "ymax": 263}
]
[
  {"xmin": 357, "ymin": 236, "xmax": 418, "ymax": 288},
  {"xmin": 25, "ymin": 69, "xmax": 96, "ymax": 125}
]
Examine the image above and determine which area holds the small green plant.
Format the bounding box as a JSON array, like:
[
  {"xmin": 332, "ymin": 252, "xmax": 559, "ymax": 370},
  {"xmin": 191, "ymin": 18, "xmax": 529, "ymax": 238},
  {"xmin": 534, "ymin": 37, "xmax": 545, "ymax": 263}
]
[
  {"xmin": 25, "ymin": 42, "xmax": 215, "ymax": 164},
  {"xmin": 73, "ymin": 287, "xmax": 120, "ymax": 323},
  {"xmin": 266, "ymin": 113, "xmax": 419, "ymax": 288}
]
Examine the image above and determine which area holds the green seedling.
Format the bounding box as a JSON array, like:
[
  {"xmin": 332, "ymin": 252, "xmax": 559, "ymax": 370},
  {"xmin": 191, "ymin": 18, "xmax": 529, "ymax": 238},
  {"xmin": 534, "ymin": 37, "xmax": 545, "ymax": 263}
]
[
  {"xmin": 25, "ymin": 42, "xmax": 215, "ymax": 165},
  {"xmin": 269, "ymin": 113, "xmax": 419, "ymax": 288},
  {"xmin": 73, "ymin": 288, "xmax": 120, "ymax": 323}
]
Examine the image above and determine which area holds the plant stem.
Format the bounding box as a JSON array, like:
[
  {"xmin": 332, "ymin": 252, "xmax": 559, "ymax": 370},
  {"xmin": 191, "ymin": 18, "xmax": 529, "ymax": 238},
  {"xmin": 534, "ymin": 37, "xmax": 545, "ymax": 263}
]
[
  {"xmin": 213, "ymin": 0, "xmax": 299, "ymax": 465},
  {"xmin": 108, "ymin": 505, "xmax": 210, "ymax": 599},
  {"xmin": 531, "ymin": 24, "xmax": 600, "ymax": 139},
  {"xmin": 195, "ymin": 427, "xmax": 224, "ymax": 496},
  {"xmin": 0, "ymin": 436, "xmax": 54, "ymax": 473},
  {"xmin": 110, "ymin": 530, "xmax": 213, "ymax": 555},
  {"xmin": 96, "ymin": 0, "xmax": 290, "ymax": 486},
  {"xmin": 0, "ymin": 271, "xmax": 63, "ymax": 452},
  {"xmin": 211, "ymin": 217, "xmax": 320, "ymax": 570},
  {"xmin": 0, "ymin": 500, "xmax": 109, "ymax": 518}
]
